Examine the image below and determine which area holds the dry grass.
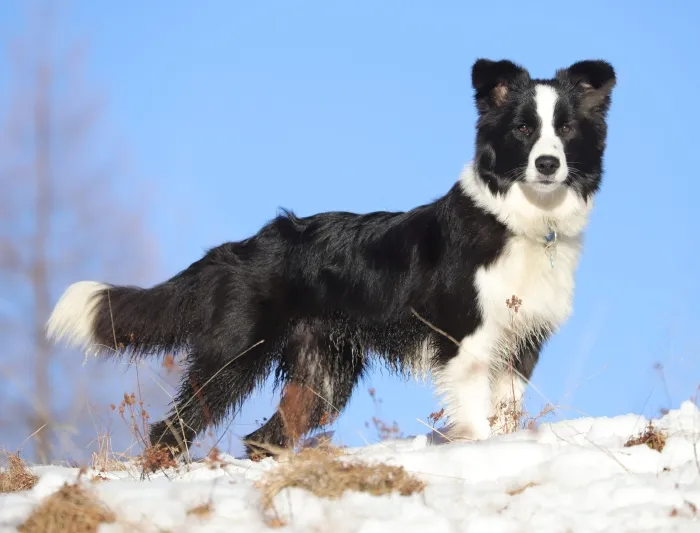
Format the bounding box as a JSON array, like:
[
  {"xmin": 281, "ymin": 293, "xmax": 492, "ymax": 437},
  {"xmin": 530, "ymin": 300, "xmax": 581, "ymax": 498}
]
[
  {"xmin": 488, "ymin": 396, "xmax": 557, "ymax": 436},
  {"xmin": 364, "ymin": 387, "xmax": 404, "ymax": 442},
  {"xmin": 256, "ymin": 447, "xmax": 425, "ymax": 525},
  {"xmin": 0, "ymin": 453, "xmax": 38, "ymax": 493},
  {"xmin": 187, "ymin": 502, "xmax": 213, "ymax": 519},
  {"xmin": 17, "ymin": 483, "xmax": 115, "ymax": 533},
  {"xmin": 489, "ymin": 397, "xmax": 523, "ymax": 434},
  {"xmin": 506, "ymin": 481, "xmax": 539, "ymax": 496},
  {"xmin": 624, "ymin": 422, "xmax": 667, "ymax": 453},
  {"xmin": 90, "ymin": 434, "xmax": 129, "ymax": 472},
  {"xmin": 522, "ymin": 403, "xmax": 557, "ymax": 431}
]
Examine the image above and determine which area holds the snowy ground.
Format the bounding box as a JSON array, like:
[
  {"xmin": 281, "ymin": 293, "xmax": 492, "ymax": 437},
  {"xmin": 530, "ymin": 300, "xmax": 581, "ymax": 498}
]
[{"xmin": 2, "ymin": 401, "xmax": 700, "ymax": 532}]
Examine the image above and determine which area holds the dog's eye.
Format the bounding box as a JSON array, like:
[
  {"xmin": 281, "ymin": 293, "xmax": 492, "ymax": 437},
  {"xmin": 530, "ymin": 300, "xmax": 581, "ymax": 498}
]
[
  {"xmin": 559, "ymin": 123, "xmax": 572, "ymax": 135},
  {"xmin": 517, "ymin": 124, "xmax": 531, "ymax": 135}
]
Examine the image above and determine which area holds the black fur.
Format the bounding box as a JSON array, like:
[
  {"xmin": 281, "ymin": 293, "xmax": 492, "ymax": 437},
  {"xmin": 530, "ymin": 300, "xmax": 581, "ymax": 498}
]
[
  {"xmin": 93, "ymin": 186, "xmax": 508, "ymax": 455},
  {"xmin": 51, "ymin": 58, "xmax": 615, "ymax": 458}
]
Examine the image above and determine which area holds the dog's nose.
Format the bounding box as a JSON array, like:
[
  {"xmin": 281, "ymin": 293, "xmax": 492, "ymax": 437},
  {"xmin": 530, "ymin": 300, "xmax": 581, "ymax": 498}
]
[{"xmin": 535, "ymin": 156, "xmax": 560, "ymax": 176}]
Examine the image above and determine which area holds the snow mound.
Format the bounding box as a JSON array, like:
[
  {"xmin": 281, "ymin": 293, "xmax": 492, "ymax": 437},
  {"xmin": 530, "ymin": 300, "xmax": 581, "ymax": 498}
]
[{"xmin": 2, "ymin": 402, "xmax": 699, "ymax": 532}]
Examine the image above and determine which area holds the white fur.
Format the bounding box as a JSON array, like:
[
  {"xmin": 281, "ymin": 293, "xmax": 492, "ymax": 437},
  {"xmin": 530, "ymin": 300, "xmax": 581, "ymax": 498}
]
[
  {"xmin": 410, "ymin": 337, "xmax": 435, "ymax": 382},
  {"xmin": 435, "ymin": 324, "xmax": 500, "ymax": 439},
  {"xmin": 440, "ymin": 164, "xmax": 588, "ymax": 440},
  {"xmin": 491, "ymin": 371, "xmax": 527, "ymax": 411},
  {"xmin": 460, "ymin": 164, "xmax": 592, "ymax": 240},
  {"xmin": 46, "ymin": 281, "xmax": 107, "ymax": 350},
  {"xmin": 526, "ymin": 85, "xmax": 569, "ymax": 187}
]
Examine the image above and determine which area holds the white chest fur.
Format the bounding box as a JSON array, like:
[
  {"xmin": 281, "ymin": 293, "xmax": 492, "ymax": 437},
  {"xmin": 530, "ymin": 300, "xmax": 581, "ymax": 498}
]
[{"xmin": 475, "ymin": 232, "xmax": 582, "ymax": 359}]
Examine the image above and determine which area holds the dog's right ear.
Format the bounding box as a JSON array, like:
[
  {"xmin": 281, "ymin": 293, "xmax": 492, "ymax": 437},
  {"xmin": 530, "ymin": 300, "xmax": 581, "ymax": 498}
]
[{"xmin": 471, "ymin": 59, "xmax": 529, "ymax": 113}]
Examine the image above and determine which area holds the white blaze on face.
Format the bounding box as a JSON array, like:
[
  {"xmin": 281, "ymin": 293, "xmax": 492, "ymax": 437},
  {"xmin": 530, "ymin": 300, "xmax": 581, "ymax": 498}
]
[{"xmin": 525, "ymin": 84, "xmax": 569, "ymax": 187}]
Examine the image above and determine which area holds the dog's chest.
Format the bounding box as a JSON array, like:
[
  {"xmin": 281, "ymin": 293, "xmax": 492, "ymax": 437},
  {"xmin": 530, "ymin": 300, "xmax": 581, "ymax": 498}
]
[{"xmin": 475, "ymin": 234, "xmax": 581, "ymax": 345}]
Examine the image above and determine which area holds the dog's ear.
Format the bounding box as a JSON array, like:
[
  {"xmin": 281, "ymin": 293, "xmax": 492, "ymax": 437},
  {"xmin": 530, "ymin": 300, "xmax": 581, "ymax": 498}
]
[
  {"xmin": 471, "ymin": 59, "xmax": 530, "ymax": 113},
  {"xmin": 558, "ymin": 60, "xmax": 616, "ymax": 114}
]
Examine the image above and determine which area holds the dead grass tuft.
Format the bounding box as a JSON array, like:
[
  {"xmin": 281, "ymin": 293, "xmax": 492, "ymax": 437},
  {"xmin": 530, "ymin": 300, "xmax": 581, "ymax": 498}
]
[
  {"xmin": 256, "ymin": 446, "xmax": 425, "ymax": 523},
  {"xmin": 506, "ymin": 481, "xmax": 539, "ymax": 496},
  {"xmin": 0, "ymin": 453, "xmax": 38, "ymax": 493},
  {"xmin": 265, "ymin": 516, "xmax": 287, "ymax": 528},
  {"xmin": 624, "ymin": 422, "xmax": 667, "ymax": 453},
  {"xmin": 18, "ymin": 483, "xmax": 115, "ymax": 533},
  {"xmin": 187, "ymin": 502, "xmax": 213, "ymax": 519}
]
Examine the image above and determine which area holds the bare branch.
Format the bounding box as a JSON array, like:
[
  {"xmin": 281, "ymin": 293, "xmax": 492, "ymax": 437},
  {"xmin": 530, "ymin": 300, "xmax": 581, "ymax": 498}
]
[{"xmin": 0, "ymin": 3, "xmax": 156, "ymax": 462}]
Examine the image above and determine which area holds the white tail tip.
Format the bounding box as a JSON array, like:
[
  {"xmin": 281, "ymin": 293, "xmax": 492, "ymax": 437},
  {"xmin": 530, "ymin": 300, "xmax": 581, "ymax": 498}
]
[{"xmin": 46, "ymin": 281, "xmax": 108, "ymax": 349}]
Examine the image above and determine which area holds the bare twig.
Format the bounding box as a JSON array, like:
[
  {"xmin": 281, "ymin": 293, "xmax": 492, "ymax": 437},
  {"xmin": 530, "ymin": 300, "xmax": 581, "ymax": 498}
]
[
  {"xmin": 107, "ymin": 289, "xmax": 118, "ymax": 352},
  {"xmin": 415, "ymin": 417, "xmax": 453, "ymax": 442},
  {"xmin": 304, "ymin": 384, "xmax": 340, "ymax": 414},
  {"xmin": 409, "ymin": 307, "xmax": 460, "ymax": 346},
  {"xmin": 15, "ymin": 424, "xmax": 48, "ymax": 452}
]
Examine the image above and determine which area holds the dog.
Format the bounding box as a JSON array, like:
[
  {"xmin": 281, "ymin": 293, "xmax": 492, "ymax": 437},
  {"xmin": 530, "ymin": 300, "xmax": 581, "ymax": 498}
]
[{"xmin": 47, "ymin": 58, "xmax": 615, "ymax": 458}]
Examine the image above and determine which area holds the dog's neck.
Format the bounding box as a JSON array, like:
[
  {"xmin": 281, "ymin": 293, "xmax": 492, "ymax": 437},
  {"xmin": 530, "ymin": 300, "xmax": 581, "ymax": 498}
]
[{"xmin": 459, "ymin": 163, "xmax": 594, "ymax": 241}]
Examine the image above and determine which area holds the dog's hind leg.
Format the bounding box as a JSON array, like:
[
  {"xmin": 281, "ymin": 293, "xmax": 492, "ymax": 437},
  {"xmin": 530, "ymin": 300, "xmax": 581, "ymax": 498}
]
[
  {"xmin": 243, "ymin": 328, "xmax": 366, "ymax": 458},
  {"xmin": 148, "ymin": 338, "xmax": 271, "ymax": 458}
]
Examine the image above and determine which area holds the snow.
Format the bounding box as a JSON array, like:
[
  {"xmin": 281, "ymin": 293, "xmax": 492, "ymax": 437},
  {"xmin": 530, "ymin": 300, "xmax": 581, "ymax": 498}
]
[{"xmin": 2, "ymin": 401, "xmax": 700, "ymax": 532}]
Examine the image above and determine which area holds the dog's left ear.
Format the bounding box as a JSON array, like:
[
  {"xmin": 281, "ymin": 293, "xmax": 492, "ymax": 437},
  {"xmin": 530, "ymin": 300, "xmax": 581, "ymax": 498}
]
[{"xmin": 558, "ymin": 60, "xmax": 616, "ymax": 114}]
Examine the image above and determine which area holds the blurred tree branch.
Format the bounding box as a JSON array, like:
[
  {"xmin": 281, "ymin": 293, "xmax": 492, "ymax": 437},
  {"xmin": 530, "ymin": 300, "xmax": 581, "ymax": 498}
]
[{"xmin": 0, "ymin": 1, "xmax": 157, "ymax": 462}]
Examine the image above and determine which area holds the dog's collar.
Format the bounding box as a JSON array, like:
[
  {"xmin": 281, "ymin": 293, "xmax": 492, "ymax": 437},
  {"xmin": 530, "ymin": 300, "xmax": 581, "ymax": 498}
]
[
  {"xmin": 543, "ymin": 227, "xmax": 557, "ymax": 268},
  {"xmin": 504, "ymin": 225, "xmax": 559, "ymax": 267}
]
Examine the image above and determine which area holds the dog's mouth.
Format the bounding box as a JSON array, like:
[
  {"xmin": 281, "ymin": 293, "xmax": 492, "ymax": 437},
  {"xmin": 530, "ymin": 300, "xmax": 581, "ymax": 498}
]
[{"xmin": 526, "ymin": 177, "xmax": 562, "ymax": 192}]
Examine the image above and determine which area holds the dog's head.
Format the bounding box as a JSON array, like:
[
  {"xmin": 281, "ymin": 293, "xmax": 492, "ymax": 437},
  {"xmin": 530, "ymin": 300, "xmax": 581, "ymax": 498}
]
[{"xmin": 471, "ymin": 59, "xmax": 615, "ymax": 201}]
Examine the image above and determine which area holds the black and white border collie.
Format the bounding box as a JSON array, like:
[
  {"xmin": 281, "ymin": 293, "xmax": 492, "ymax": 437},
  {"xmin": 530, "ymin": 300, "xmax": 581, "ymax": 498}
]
[{"xmin": 47, "ymin": 58, "xmax": 615, "ymax": 457}]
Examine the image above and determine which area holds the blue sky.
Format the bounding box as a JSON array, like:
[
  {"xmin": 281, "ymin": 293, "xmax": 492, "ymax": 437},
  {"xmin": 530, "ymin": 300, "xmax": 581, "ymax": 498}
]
[{"xmin": 1, "ymin": 0, "xmax": 699, "ymax": 456}]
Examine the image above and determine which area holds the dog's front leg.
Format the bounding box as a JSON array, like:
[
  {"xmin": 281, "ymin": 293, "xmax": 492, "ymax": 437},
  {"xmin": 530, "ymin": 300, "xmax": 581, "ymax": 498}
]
[{"xmin": 436, "ymin": 325, "xmax": 497, "ymax": 441}]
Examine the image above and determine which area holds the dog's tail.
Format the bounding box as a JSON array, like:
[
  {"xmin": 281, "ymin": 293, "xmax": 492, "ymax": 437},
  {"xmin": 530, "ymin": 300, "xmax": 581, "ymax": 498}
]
[{"xmin": 46, "ymin": 256, "xmax": 220, "ymax": 359}]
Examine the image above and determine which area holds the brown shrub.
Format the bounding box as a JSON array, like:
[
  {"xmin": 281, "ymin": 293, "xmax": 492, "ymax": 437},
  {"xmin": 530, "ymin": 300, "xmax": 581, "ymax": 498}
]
[
  {"xmin": 0, "ymin": 453, "xmax": 38, "ymax": 493},
  {"xmin": 18, "ymin": 483, "xmax": 115, "ymax": 533},
  {"xmin": 138, "ymin": 444, "xmax": 178, "ymax": 474},
  {"xmin": 624, "ymin": 422, "xmax": 667, "ymax": 452}
]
